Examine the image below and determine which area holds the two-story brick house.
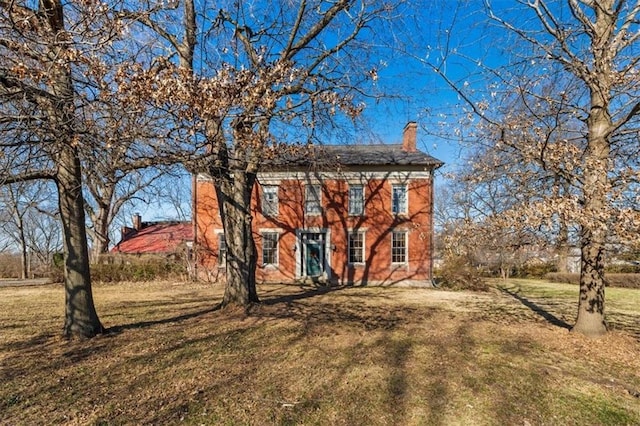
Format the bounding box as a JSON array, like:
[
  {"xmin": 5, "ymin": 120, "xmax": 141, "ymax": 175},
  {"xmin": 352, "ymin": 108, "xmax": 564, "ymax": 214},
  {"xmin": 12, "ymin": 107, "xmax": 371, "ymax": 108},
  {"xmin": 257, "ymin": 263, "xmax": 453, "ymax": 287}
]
[{"xmin": 194, "ymin": 122, "xmax": 443, "ymax": 286}]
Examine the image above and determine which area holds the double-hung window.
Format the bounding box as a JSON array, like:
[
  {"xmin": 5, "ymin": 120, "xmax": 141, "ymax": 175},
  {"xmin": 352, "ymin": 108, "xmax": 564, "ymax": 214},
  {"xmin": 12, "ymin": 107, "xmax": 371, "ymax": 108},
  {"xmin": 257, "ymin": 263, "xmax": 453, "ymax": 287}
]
[
  {"xmin": 391, "ymin": 231, "xmax": 407, "ymax": 264},
  {"xmin": 218, "ymin": 233, "xmax": 227, "ymax": 267},
  {"xmin": 262, "ymin": 232, "xmax": 279, "ymax": 266},
  {"xmin": 305, "ymin": 184, "xmax": 322, "ymax": 215},
  {"xmin": 348, "ymin": 185, "xmax": 364, "ymax": 216},
  {"xmin": 262, "ymin": 185, "xmax": 279, "ymax": 217},
  {"xmin": 391, "ymin": 184, "xmax": 408, "ymax": 215},
  {"xmin": 348, "ymin": 231, "xmax": 365, "ymax": 264}
]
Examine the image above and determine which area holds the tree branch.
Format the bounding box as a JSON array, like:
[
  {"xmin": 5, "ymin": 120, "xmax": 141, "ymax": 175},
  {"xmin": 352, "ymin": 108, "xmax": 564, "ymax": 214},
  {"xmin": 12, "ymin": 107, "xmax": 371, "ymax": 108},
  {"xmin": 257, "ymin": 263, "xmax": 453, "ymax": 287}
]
[
  {"xmin": 611, "ymin": 101, "xmax": 640, "ymax": 132},
  {"xmin": 283, "ymin": 0, "xmax": 307, "ymax": 55},
  {"xmin": 0, "ymin": 170, "xmax": 56, "ymax": 185},
  {"xmin": 609, "ymin": 0, "xmax": 640, "ymax": 52},
  {"xmin": 283, "ymin": 0, "xmax": 351, "ymax": 61}
]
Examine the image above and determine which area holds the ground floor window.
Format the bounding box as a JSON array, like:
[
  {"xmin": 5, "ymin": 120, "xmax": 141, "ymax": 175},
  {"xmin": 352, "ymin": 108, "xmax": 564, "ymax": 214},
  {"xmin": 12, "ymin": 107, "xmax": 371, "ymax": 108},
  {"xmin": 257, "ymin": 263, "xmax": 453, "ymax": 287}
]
[
  {"xmin": 348, "ymin": 231, "xmax": 365, "ymax": 264},
  {"xmin": 391, "ymin": 231, "xmax": 407, "ymax": 264},
  {"xmin": 218, "ymin": 233, "xmax": 226, "ymax": 267},
  {"xmin": 262, "ymin": 232, "xmax": 279, "ymax": 266}
]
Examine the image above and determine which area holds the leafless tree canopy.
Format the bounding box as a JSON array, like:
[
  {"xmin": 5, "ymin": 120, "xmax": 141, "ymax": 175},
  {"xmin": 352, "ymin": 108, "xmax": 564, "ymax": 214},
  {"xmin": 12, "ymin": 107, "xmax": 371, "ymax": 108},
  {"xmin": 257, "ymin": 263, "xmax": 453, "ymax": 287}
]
[
  {"xmin": 428, "ymin": 0, "xmax": 640, "ymax": 336},
  {"xmin": 115, "ymin": 0, "xmax": 405, "ymax": 306}
]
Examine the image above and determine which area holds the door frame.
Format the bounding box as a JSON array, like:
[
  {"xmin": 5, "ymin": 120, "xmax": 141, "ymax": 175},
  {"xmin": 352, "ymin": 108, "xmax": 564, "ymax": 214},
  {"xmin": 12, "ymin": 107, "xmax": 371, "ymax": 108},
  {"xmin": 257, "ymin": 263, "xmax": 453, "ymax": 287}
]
[{"xmin": 295, "ymin": 228, "xmax": 331, "ymax": 280}]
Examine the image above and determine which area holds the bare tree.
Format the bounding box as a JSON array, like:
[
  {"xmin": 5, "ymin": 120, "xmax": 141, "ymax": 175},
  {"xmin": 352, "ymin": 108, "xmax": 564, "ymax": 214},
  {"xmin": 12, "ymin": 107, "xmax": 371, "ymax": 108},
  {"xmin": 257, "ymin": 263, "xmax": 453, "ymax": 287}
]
[
  {"xmin": 79, "ymin": 83, "xmax": 187, "ymax": 259},
  {"xmin": 0, "ymin": 181, "xmax": 60, "ymax": 278},
  {"xmin": 436, "ymin": 161, "xmax": 546, "ymax": 279},
  {"xmin": 23, "ymin": 205, "xmax": 62, "ymax": 274},
  {"xmin": 0, "ymin": 182, "xmax": 36, "ymax": 279},
  {"xmin": 491, "ymin": 0, "xmax": 640, "ymax": 337},
  {"xmin": 84, "ymin": 165, "xmax": 170, "ymax": 260},
  {"xmin": 118, "ymin": 0, "xmax": 402, "ymax": 308},
  {"xmin": 422, "ymin": 1, "xmax": 639, "ymax": 336},
  {"xmin": 0, "ymin": 1, "xmax": 112, "ymax": 337}
]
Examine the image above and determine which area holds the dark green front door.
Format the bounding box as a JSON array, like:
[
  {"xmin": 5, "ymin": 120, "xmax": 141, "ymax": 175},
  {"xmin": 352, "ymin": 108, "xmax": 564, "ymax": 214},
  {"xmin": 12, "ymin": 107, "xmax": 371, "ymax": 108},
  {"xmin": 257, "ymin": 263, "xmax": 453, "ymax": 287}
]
[
  {"xmin": 301, "ymin": 232, "xmax": 325, "ymax": 277},
  {"xmin": 305, "ymin": 242, "xmax": 323, "ymax": 277}
]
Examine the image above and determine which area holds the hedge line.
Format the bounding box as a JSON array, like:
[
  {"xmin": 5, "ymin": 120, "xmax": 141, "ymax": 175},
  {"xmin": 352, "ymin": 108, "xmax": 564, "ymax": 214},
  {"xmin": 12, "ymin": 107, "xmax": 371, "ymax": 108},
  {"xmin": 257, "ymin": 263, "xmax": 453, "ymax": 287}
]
[
  {"xmin": 50, "ymin": 255, "xmax": 189, "ymax": 283},
  {"xmin": 91, "ymin": 261, "xmax": 187, "ymax": 283},
  {"xmin": 545, "ymin": 273, "xmax": 640, "ymax": 289}
]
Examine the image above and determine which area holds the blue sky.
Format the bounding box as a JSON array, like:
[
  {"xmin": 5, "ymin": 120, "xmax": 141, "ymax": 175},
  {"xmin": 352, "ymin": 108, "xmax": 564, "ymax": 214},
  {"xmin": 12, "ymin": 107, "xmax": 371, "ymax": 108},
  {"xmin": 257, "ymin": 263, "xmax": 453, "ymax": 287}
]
[
  {"xmin": 355, "ymin": 0, "xmax": 510, "ymax": 174},
  {"xmin": 139, "ymin": 0, "xmax": 517, "ymax": 222},
  {"xmin": 137, "ymin": 0, "xmax": 496, "ymax": 220}
]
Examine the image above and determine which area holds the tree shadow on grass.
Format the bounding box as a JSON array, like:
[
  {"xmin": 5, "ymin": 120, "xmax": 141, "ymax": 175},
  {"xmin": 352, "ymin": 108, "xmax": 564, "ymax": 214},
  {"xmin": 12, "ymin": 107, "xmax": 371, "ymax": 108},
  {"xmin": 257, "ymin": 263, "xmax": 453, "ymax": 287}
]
[
  {"xmin": 105, "ymin": 283, "xmax": 344, "ymax": 336},
  {"xmin": 259, "ymin": 283, "xmax": 347, "ymax": 307},
  {"xmin": 0, "ymin": 331, "xmax": 57, "ymax": 354},
  {"xmin": 105, "ymin": 305, "xmax": 221, "ymax": 335},
  {"xmin": 607, "ymin": 312, "xmax": 640, "ymax": 340},
  {"xmin": 499, "ymin": 287, "xmax": 572, "ymax": 330}
]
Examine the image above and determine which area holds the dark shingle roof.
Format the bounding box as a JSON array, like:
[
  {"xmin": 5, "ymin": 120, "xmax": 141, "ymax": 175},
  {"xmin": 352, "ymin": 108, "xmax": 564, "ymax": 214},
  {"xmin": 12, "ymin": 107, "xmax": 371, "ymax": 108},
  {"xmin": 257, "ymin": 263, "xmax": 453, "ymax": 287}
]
[{"xmin": 270, "ymin": 144, "xmax": 443, "ymax": 170}]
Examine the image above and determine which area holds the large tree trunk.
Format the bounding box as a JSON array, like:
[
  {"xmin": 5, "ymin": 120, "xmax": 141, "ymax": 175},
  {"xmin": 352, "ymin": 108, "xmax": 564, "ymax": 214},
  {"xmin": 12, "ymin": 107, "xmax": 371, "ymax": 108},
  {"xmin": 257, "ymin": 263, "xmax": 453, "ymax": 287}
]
[
  {"xmin": 571, "ymin": 3, "xmax": 615, "ymax": 338},
  {"xmin": 573, "ymin": 231, "xmax": 607, "ymax": 336},
  {"xmin": 40, "ymin": 0, "xmax": 103, "ymax": 337},
  {"xmin": 216, "ymin": 171, "xmax": 259, "ymax": 307},
  {"xmin": 572, "ymin": 140, "xmax": 609, "ymax": 337},
  {"xmin": 58, "ymin": 144, "xmax": 104, "ymax": 338},
  {"xmin": 572, "ymin": 96, "xmax": 611, "ymax": 336}
]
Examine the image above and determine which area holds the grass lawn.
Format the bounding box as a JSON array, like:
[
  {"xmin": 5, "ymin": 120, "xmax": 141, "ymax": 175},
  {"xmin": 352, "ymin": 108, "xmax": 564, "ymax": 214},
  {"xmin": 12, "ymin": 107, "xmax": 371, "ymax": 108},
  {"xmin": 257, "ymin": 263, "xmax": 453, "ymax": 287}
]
[{"xmin": 1, "ymin": 279, "xmax": 639, "ymax": 425}]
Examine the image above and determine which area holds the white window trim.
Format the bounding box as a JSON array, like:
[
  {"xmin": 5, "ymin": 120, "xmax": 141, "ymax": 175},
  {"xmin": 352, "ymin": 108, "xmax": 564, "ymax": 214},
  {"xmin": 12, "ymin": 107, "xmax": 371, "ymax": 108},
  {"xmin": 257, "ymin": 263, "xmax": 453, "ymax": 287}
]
[
  {"xmin": 347, "ymin": 230, "xmax": 366, "ymax": 265},
  {"xmin": 348, "ymin": 184, "xmax": 365, "ymax": 216},
  {"xmin": 391, "ymin": 184, "xmax": 408, "ymax": 215},
  {"xmin": 261, "ymin": 185, "xmax": 279, "ymax": 217},
  {"xmin": 261, "ymin": 232, "xmax": 279, "ymax": 267},
  {"xmin": 305, "ymin": 184, "xmax": 322, "ymax": 215},
  {"xmin": 214, "ymin": 229, "xmax": 226, "ymax": 268},
  {"xmin": 391, "ymin": 230, "xmax": 409, "ymax": 265},
  {"xmin": 258, "ymin": 227, "xmax": 284, "ymax": 233}
]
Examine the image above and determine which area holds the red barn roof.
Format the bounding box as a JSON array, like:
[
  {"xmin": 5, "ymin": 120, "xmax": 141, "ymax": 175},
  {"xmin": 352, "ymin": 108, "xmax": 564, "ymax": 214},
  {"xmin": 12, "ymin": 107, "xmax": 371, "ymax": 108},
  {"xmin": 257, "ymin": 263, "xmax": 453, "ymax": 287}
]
[{"xmin": 112, "ymin": 222, "xmax": 193, "ymax": 255}]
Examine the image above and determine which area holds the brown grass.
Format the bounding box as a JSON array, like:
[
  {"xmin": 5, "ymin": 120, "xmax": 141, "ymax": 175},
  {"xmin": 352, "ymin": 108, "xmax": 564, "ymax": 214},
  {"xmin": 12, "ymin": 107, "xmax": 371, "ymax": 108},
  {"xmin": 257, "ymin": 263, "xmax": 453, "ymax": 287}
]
[{"xmin": 1, "ymin": 279, "xmax": 639, "ymax": 425}]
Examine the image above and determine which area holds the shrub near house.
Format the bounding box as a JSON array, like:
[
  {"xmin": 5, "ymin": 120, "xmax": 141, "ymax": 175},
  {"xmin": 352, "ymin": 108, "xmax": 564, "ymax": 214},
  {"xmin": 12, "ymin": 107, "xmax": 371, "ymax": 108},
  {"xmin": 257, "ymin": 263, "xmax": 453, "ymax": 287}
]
[{"xmin": 195, "ymin": 123, "xmax": 443, "ymax": 286}]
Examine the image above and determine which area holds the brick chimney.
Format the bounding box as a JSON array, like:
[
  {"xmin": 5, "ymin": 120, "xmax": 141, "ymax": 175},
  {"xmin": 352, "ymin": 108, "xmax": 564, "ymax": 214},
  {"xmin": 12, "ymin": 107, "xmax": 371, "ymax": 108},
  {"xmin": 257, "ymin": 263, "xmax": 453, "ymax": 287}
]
[
  {"xmin": 132, "ymin": 213, "xmax": 142, "ymax": 231},
  {"xmin": 120, "ymin": 226, "xmax": 134, "ymax": 241},
  {"xmin": 402, "ymin": 121, "xmax": 417, "ymax": 152}
]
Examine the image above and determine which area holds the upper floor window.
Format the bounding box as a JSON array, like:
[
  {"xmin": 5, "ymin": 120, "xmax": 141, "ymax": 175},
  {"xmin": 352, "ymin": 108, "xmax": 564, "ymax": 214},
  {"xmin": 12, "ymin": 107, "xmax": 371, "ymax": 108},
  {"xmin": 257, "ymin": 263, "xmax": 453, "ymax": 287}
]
[
  {"xmin": 348, "ymin": 231, "xmax": 365, "ymax": 264},
  {"xmin": 391, "ymin": 231, "xmax": 407, "ymax": 264},
  {"xmin": 348, "ymin": 185, "xmax": 364, "ymax": 216},
  {"xmin": 262, "ymin": 185, "xmax": 279, "ymax": 217},
  {"xmin": 391, "ymin": 184, "xmax": 407, "ymax": 215},
  {"xmin": 262, "ymin": 232, "xmax": 279, "ymax": 266},
  {"xmin": 305, "ymin": 184, "xmax": 322, "ymax": 215}
]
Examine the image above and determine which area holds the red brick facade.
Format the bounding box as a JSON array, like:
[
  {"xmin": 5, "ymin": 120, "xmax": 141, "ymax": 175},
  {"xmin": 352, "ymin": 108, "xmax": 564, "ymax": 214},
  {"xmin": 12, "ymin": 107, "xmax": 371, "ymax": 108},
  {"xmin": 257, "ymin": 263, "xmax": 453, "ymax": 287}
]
[
  {"xmin": 194, "ymin": 124, "xmax": 442, "ymax": 286},
  {"xmin": 194, "ymin": 123, "xmax": 442, "ymax": 285}
]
